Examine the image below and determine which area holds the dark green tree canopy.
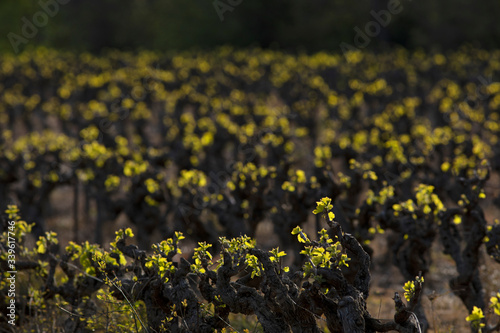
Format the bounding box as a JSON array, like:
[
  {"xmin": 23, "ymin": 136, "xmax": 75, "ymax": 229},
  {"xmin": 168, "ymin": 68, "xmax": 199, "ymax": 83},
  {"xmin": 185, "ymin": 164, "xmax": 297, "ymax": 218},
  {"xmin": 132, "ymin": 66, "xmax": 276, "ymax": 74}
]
[{"xmin": 1, "ymin": 0, "xmax": 500, "ymax": 54}]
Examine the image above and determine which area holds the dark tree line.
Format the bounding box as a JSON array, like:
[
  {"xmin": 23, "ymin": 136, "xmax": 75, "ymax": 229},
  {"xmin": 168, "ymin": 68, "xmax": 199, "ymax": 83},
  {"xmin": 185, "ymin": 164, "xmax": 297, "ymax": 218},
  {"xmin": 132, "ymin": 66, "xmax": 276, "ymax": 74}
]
[{"xmin": 2, "ymin": 0, "xmax": 500, "ymax": 54}]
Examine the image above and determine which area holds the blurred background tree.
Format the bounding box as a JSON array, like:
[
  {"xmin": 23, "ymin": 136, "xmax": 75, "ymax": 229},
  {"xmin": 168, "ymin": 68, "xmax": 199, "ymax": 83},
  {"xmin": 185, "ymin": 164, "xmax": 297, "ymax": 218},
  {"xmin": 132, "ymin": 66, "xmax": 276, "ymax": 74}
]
[{"xmin": 1, "ymin": 0, "xmax": 499, "ymax": 53}]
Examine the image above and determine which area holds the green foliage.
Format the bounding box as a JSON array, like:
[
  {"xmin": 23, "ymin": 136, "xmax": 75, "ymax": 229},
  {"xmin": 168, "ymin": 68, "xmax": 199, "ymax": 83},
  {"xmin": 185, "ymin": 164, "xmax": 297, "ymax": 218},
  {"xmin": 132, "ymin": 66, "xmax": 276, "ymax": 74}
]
[
  {"xmin": 269, "ymin": 247, "xmax": 286, "ymax": 262},
  {"xmin": 466, "ymin": 306, "xmax": 485, "ymax": 331},
  {"xmin": 296, "ymin": 200, "xmax": 351, "ymax": 279},
  {"xmin": 269, "ymin": 247, "xmax": 289, "ymax": 273},
  {"xmin": 145, "ymin": 234, "xmax": 184, "ymax": 282},
  {"xmin": 1, "ymin": 47, "xmax": 500, "ymax": 331},
  {"xmin": 1, "ymin": 201, "xmax": 499, "ymax": 332},
  {"xmin": 245, "ymin": 253, "xmax": 262, "ymax": 278},
  {"xmin": 191, "ymin": 242, "xmax": 213, "ymax": 274},
  {"xmin": 403, "ymin": 275, "xmax": 424, "ymax": 302},
  {"xmin": 35, "ymin": 231, "xmax": 58, "ymax": 254},
  {"xmin": 291, "ymin": 226, "xmax": 310, "ymax": 243},
  {"xmin": 312, "ymin": 197, "xmax": 333, "ymax": 215},
  {"xmin": 1, "ymin": 205, "xmax": 33, "ymax": 252},
  {"xmin": 2, "ymin": 0, "xmax": 500, "ymax": 53},
  {"xmin": 490, "ymin": 292, "xmax": 500, "ymax": 316},
  {"xmin": 219, "ymin": 235, "xmax": 256, "ymax": 254}
]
